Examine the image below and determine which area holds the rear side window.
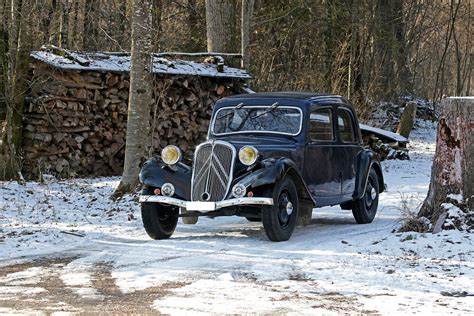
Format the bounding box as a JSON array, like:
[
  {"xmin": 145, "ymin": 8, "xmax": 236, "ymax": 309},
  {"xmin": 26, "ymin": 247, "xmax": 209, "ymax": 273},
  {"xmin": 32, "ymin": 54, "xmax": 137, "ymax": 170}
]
[
  {"xmin": 309, "ymin": 108, "xmax": 334, "ymax": 141},
  {"xmin": 337, "ymin": 109, "xmax": 356, "ymax": 143}
]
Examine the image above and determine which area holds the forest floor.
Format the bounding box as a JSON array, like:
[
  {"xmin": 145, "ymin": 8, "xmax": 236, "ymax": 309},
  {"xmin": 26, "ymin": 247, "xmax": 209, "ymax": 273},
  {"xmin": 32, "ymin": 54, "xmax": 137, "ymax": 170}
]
[{"xmin": 1, "ymin": 121, "xmax": 473, "ymax": 315}]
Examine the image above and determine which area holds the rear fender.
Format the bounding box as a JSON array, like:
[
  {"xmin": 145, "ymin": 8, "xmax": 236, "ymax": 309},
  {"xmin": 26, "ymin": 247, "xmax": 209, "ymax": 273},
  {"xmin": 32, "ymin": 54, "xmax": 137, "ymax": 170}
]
[
  {"xmin": 139, "ymin": 158, "xmax": 191, "ymax": 200},
  {"xmin": 353, "ymin": 150, "xmax": 385, "ymax": 200}
]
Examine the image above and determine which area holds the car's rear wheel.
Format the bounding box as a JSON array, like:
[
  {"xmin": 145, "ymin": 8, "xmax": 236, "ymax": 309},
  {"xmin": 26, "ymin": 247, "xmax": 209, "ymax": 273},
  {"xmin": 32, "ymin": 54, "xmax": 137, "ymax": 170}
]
[
  {"xmin": 352, "ymin": 168, "xmax": 379, "ymax": 224},
  {"xmin": 141, "ymin": 188, "xmax": 179, "ymax": 239},
  {"xmin": 261, "ymin": 177, "xmax": 298, "ymax": 241}
]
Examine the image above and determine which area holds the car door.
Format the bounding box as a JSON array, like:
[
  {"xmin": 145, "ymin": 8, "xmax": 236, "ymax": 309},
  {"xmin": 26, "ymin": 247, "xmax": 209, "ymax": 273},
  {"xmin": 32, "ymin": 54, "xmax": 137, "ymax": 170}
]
[
  {"xmin": 303, "ymin": 106, "xmax": 340, "ymax": 204},
  {"xmin": 335, "ymin": 107, "xmax": 362, "ymax": 197}
]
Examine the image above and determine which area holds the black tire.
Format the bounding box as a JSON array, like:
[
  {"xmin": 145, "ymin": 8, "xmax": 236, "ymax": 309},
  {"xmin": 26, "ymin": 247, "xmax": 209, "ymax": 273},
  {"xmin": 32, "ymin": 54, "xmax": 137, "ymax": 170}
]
[
  {"xmin": 352, "ymin": 168, "xmax": 379, "ymax": 224},
  {"xmin": 141, "ymin": 188, "xmax": 179, "ymax": 240},
  {"xmin": 261, "ymin": 177, "xmax": 299, "ymax": 242}
]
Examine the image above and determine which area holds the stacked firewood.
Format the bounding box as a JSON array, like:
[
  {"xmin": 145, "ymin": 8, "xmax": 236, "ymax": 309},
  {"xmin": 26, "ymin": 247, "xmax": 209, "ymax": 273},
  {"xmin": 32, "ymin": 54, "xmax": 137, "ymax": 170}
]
[{"xmin": 24, "ymin": 63, "xmax": 236, "ymax": 178}]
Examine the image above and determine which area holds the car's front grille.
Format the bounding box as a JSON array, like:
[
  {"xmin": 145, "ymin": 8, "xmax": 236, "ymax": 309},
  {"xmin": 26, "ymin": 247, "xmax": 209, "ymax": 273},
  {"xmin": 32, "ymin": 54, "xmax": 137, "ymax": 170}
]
[{"xmin": 191, "ymin": 141, "xmax": 235, "ymax": 202}]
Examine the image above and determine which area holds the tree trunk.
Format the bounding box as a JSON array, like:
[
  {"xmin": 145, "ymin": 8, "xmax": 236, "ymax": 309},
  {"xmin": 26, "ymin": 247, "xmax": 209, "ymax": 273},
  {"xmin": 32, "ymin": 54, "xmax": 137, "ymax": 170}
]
[
  {"xmin": 152, "ymin": 0, "xmax": 162, "ymax": 52},
  {"xmin": 0, "ymin": 0, "xmax": 8, "ymax": 121},
  {"xmin": 205, "ymin": 0, "xmax": 237, "ymax": 53},
  {"xmin": 241, "ymin": 0, "xmax": 254, "ymax": 69},
  {"xmin": 114, "ymin": 0, "xmax": 153, "ymax": 194},
  {"xmin": 186, "ymin": 0, "xmax": 202, "ymax": 52},
  {"xmin": 0, "ymin": 0, "xmax": 31, "ymax": 180},
  {"xmin": 83, "ymin": 0, "xmax": 99, "ymax": 50},
  {"xmin": 418, "ymin": 97, "xmax": 474, "ymax": 224},
  {"xmin": 67, "ymin": 0, "xmax": 85, "ymax": 50},
  {"xmin": 58, "ymin": 0, "xmax": 70, "ymax": 48}
]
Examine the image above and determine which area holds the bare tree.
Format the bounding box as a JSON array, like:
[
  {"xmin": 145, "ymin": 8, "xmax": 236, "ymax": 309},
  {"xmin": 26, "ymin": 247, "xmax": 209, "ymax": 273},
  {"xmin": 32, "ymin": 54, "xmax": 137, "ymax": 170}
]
[
  {"xmin": 0, "ymin": 0, "xmax": 8, "ymax": 121},
  {"xmin": 0, "ymin": 0, "xmax": 32, "ymax": 180},
  {"xmin": 241, "ymin": 0, "xmax": 255, "ymax": 69},
  {"xmin": 114, "ymin": 0, "xmax": 153, "ymax": 194},
  {"xmin": 205, "ymin": 0, "xmax": 237, "ymax": 53}
]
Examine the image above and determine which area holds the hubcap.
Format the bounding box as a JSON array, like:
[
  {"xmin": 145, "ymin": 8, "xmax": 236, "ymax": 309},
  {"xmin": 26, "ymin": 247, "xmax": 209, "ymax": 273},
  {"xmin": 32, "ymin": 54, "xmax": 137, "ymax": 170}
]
[
  {"xmin": 278, "ymin": 191, "xmax": 293, "ymax": 227},
  {"xmin": 365, "ymin": 180, "xmax": 377, "ymax": 210},
  {"xmin": 286, "ymin": 202, "xmax": 294, "ymax": 216},
  {"xmin": 370, "ymin": 187, "xmax": 377, "ymax": 200}
]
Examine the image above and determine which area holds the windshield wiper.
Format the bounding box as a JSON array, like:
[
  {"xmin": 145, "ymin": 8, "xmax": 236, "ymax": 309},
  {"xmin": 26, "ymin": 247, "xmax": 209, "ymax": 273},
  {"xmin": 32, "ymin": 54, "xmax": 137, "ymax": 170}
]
[
  {"xmin": 250, "ymin": 102, "xmax": 279, "ymax": 119},
  {"xmin": 215, "ymin": 102, "xmax": 245, "ymax": 120}
]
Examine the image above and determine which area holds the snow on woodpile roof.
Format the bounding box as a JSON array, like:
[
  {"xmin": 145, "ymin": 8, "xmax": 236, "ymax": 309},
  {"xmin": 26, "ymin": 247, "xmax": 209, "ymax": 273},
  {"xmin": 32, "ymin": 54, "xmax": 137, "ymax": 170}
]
[{"xmin": 30, "ymin": 48, "xmax": 253, "ymax": 79}]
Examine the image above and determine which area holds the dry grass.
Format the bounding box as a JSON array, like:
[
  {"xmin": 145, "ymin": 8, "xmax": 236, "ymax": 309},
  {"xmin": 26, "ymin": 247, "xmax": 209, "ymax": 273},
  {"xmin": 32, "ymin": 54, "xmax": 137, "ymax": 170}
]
[{"xmin": 397, "ymin": 193, "xmax": 431, "ymax": 233}]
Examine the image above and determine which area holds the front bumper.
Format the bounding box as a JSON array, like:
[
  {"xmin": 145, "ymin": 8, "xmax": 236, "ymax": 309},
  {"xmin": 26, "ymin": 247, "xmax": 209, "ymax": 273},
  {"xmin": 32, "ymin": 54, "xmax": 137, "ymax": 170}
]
[{"xmin": 139, "ymin": 195, "xmax": 273, "ymax": 213}]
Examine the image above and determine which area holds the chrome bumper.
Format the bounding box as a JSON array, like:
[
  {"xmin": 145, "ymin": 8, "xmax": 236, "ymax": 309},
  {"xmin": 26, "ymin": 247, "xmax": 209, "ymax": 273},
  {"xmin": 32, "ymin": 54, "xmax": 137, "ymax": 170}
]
[{"xmin": 139, "ymin": 195, "xmax": 273, "ymax": 213}]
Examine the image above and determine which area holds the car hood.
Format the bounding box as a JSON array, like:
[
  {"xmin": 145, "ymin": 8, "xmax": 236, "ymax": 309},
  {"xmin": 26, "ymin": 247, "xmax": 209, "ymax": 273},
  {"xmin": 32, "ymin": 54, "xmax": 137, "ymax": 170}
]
[{"xmin": 212, "ymin": 135, "xmax": 299, "ymax": 160}]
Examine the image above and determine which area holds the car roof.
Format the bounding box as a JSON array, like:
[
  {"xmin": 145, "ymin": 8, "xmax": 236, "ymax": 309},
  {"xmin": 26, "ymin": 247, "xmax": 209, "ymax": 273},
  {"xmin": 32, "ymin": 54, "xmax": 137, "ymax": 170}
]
[
  {"xmin": 226, "ymin": 92, "xmax": 334, "ymax": 100},
  {"xmin": 221, "ymin": 92, "xmax": 347, "ymax": 106}
]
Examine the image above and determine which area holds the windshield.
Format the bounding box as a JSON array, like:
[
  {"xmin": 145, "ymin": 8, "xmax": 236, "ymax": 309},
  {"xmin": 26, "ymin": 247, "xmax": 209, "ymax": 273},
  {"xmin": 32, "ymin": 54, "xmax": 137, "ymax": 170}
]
[{"xmin": 212, "ymin": 106, "xmax": 302, "ymax": 136}]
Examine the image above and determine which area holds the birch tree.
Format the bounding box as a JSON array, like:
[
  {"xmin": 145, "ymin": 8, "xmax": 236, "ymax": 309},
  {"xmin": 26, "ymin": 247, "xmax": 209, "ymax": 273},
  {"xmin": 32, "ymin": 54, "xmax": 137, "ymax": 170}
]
[{"xmin": 114, "ymin": 0, "xmax": 153, "ymax": 194}]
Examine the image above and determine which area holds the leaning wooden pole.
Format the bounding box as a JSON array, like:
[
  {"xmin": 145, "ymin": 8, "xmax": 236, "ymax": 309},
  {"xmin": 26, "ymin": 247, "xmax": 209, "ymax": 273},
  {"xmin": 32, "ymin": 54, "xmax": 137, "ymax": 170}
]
[{"xmin": 418, "ymin": 97, "xmax": 473, "ymax": 226}]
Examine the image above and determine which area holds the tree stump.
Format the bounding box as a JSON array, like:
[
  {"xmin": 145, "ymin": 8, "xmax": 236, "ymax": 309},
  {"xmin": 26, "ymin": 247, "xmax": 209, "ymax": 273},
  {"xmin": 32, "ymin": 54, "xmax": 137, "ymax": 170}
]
[{"xmin": 418, "ymin": 97, "xmax": 473, "ymax": 226}]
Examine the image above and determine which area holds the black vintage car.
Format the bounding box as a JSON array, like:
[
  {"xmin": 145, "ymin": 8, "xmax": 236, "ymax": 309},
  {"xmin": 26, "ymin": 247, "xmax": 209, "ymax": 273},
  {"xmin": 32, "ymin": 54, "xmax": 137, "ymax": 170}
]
[{"xmin": 139, "ymin": 92, "xmax": 384, "ymax": 241}]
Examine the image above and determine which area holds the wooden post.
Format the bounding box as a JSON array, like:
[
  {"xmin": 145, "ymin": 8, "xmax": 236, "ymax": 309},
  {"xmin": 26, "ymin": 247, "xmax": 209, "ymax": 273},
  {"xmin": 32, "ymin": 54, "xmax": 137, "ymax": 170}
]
[{"xmin": 396, "ymin": 101, "xmax": 417, "ymax": 139}]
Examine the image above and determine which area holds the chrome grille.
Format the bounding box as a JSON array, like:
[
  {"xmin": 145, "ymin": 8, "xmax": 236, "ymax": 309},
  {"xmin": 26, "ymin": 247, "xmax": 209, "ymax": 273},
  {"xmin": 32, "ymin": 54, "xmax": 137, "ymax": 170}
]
[{"xmin": 191, "ymin": 141, "xmax": 235, "ymax": 201}]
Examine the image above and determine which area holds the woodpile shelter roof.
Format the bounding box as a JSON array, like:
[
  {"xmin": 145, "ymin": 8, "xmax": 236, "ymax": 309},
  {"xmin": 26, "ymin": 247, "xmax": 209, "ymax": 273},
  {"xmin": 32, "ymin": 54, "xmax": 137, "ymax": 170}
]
[{"xmin": 30, "ymin": 48, "xmax": 253, "ymax": 79}]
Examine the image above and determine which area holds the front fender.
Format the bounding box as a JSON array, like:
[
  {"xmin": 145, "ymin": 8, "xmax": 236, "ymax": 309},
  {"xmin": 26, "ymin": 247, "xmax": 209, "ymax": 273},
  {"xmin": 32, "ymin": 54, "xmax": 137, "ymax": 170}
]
[
  {"xmin": 139, "ymin": 158, "xmax": 191, "ymax": 200},
  {"xmin": 232, "ymin": 158, "xmax": 315, "ymax": 204},
  {"xmin": 353, "ymin": 150, "xmax": 385, "ymax": 200}
]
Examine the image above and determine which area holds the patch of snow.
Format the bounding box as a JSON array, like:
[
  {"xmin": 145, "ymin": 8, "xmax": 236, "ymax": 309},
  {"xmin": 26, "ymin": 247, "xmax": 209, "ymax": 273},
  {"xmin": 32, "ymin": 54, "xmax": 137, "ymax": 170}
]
[
  {"xmin": 359, "ymin": 123, "xmax": 408, "ymax": 143},
  {"xmin": 30, "ymin": 51, "xmax": 253, "ymax": 79},
  {"xmin": 448, "ymin": 193, "xmax": 464, "ymax": 203}
]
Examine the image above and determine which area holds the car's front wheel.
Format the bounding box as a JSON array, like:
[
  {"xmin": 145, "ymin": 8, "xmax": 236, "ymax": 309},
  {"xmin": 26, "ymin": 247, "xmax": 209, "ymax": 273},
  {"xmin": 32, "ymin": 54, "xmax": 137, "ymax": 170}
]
[
  {"xmin": 261, "ymin": 177, "xmax": 299, "ymax": 242},
  {"xmin": 141, "ymin": 188, "xmax": 179, "ymax": 240},
  {"xmin": 352, "ymin": 168, "xmax": 379, "ymax": 224}
]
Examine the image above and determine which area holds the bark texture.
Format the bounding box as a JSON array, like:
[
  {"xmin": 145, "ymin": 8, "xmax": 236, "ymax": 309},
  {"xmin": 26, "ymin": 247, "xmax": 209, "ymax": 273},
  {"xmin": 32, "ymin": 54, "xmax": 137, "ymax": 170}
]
[
  {"xmin": 241, "ymin": 0, "xmax": 254, "ymax": 69},
  {"xmin": 0, "ymin": 0, "xmax": 7, "ymax": 120},
  {"xmin": 116, "ymin": 0, "xmax": 153, "ymax": 193},
  {"xmin": 205, "ymin": 0, "xmax": 237, "ymax": 53},
  {"xmin": 419, "ymin": 97, "xmax": 474, "ymax": 223},
  {"xmin": 0, "ymin": 0, "xmax": 31, "ymax": 180}
]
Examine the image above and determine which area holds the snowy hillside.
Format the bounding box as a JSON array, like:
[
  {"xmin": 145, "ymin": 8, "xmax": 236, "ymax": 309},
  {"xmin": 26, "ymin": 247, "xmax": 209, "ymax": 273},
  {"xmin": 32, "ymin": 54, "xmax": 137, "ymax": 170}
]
[{"xmin": 1, "ymin": 121, "xmax": 473, "ymax": 314}]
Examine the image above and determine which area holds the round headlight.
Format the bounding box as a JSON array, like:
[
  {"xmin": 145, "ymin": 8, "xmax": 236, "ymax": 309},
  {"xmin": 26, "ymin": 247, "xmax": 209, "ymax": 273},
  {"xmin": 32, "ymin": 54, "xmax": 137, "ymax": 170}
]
[
  {"xmin": 239, "ymin": 146, "xmax": 258, "ymax": 166},
  {"xmin": 161, "ymin": 145, "xmax": 182, "ymax": 165}
]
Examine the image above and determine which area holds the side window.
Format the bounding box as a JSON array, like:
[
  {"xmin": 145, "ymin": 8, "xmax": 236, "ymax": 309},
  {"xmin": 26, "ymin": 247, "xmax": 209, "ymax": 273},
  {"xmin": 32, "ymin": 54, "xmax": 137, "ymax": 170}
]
[
  {"xmin": 337, "ymin": 108, "xmax": 356, "ymax": 143},
  {"xmin": 309, "ymin": 108, "xmax": 334, "ymax": 141}
]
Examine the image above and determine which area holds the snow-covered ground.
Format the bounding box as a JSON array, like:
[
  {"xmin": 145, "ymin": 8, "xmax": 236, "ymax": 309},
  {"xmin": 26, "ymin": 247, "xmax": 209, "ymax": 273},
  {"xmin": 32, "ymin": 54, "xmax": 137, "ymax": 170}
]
[{"xmin": 1, "ymin": 121, "xmax": 473, "ymax": 314}]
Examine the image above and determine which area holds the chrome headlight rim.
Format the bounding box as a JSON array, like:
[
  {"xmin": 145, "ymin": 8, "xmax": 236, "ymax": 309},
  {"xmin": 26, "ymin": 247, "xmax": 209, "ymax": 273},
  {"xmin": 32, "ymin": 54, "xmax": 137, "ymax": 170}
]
[
  {"xmin": 232, "ymin": 183, "xmax": 247, "ymax": 198},
  {"xmin": 238, "ymin": 145, "xmax": 259, "ymax": 166},
  {"xmin": 161, "ymin": 183, "xmax": 175, "ymax": 197},
  {"xmin": 161, "ymin": 145, "xmax": 182, "ymax": 165}
]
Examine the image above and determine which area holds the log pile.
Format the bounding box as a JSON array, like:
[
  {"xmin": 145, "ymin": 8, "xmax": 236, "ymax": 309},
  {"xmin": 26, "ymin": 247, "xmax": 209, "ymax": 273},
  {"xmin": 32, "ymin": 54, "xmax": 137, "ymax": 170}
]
[
  {"xmin": 24, "ymin": 62, "xmax": 238, "ymax": 178},
  {"xmin": 362, "ymin": 134, "xmax": 409, "ymax": 161}
]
